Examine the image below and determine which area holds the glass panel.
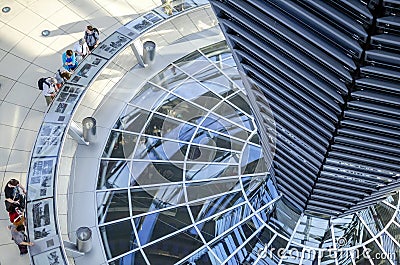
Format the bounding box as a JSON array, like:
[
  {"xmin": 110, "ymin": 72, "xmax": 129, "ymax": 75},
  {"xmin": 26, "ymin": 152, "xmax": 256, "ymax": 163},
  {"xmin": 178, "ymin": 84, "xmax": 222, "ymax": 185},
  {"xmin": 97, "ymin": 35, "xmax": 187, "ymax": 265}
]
[
  {"xmin": 267, "ymin": 199, "xmax": 301, "ymax": 239},
  {"xmin": 371, "ymin": 202, "xmax": 396, "ymax": 229},
  {"xmin": 97, "ymin": 189, "xmax": 130, "ymax": 224},
  {"xmin": 173, "ymin": 80, "xmax": 210, "ymax": 101},
  {"xmin": 186, "ymin": 144, "xmax": 239, "ymax": 163},
  {"xmin": 225, "ymin": 234, "xmax": 264, "ymax": 265},
  {"xmin": 142, "ymin": 227, "xmax": 203, "ymax": 264},
  {"xmin": 221, "ymin": 56, "xmax": 236, "ymax": 67},
  {"xmin": 214, "ymin": 102, "xmax": 254, "ymax": 131},
  {"xmin": 119, "ymin": 106, "xmax": 151, "ymax": 133},
  {"xmin": 358, "ymin": 206, "xmax": 393, "ymax": 236},
  {"xmin": 134, "ymin": 136, "xmax": 186, "ymax": 161},
  {"xmin": 186, "ymin": 178, "xmax": 242, "ymax": 203},
  {"xmin": 178, "ymin": 246, "xmax": 218, "ymax": 265},
  {"xmin": 155, "ymin": 94, "xmax": 207, "ymax": 122},
  {"xmin": 200, "ymin": 80, "xmax": 237, "ymax": 98},
  {"xmin": 151, "ymin": 60, "xmax": 189, "ymax": 86},
  {"xmin": 189, "ymin": 190, "xmax": 245, "ymax": 222},
  {"xmin": 335, "ymin": 250, "xmax": 355, "ymax": 265},
  {"xmin": 380, "ymin": 232, "xmax": 400, "ymax": 264},
  {"xmin": 365, "ymin": 240, "xmax": 386, "ymax": 264},
  {"xmin": 191, "ymin": 126, "xmax": 246, "ymax": 152},
  {"xmin": 191, "ymin": 90, "xmax": 222, "ymax": 110},
  {"xmin": 386, "ymin": 222, "xmax": 400, "ymax": 248},
  {"xmin": 134, "ymin": 205, "xmax": 193, "ymax": 245},
  {"xmin": 227, "ymin": 93, "xmax": 253, "ymax": 116},
  {"xmin": 130, "ymin": 161, "xmax": 184, "ymax": 186},
  {"xmin": 217, "ymin": 65, "xmax": 243, "ymax": 88},
  {"xmin": 129, "ymin": 82, "xmax": 167, "ymax": 110},
  {"xmin": 191, "ymin": 128, "xmax": 236, "ymax": 150},
  {"xmin": 293, "ymin": 215, "xmax": 331, "ymax": 249},
  {"xmin": 174, "ymin": 50, "xmax": 204, "ymax": 65},
  {"xmin": 144, "ymin": 113, "xmax": 194, "ymax": 140},
  {"xmin": 97, "ymin": 160, "xmax": 130, "ymax": 189},
  {"xmin": 102, "ymin": 130, "xmax": 138, "ymax": 159},
  {"xmin": 207, "ymin": 113, "xmax": 251, "ymax": 140},
  {"xmin": 185, "ymin": 163, "xmax": 239, "ymax": 181},
  {"xmin": 196, "ymin": 203, "xmax": 252, "ymax": 242},
  {"xmin": 100, "ymin": 220, "xmax": 135, "ymax": 259},
  {"xmin": 174, "ymin": 53, "xmax": 212, "ymax": 76},
  {"xmin": 207, "ymin": 217, "xmax": 261, "ymax": 262},
  {"xmin": 108, "ymin": 249, "xmax": 147, "ymax": 265},
  {"xmin": 241, "ymin": 144, "xmax": 266, "ymax": 174},
  {"xmin": 130, "ymin": 184, "xmax": 184, "ymax": 217}
]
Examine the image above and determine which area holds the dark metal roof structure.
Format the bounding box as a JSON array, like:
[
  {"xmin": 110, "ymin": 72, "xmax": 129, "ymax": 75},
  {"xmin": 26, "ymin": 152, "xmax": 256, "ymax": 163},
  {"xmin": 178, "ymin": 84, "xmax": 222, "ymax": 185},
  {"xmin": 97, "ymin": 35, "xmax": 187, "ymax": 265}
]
[{"xmin": 210, "ymin": 0, "xmax": 400, "ymax": 217}]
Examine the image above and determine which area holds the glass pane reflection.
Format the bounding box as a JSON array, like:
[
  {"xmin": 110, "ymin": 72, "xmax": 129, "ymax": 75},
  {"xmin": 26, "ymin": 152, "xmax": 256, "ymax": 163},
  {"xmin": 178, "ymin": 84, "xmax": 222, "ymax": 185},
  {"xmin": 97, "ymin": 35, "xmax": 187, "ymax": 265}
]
[
  {"xmin": 186, "ymin": 178, "xmax": 242, "ymax": 202},
  {"xmin": 97, "ymin": 189, "xmax": 130, "ymax": 224},
  {"xmin": 130, "ymin": 161, "xmax": 184, "ymax": 186},
  {"xmin": 103, "ymin": 130, "xmax": 138, "ymax": 159},
  {"xmin": 96, "ymin": 41, "xmax": 296, "ymax": 265},
  {"xmin": 142, "ymin": 227, "xmax": 203, "ymax": 265},
  {"xmin": 131, "ymin": 184, "xmax": 184, "ymax": 217},
  {"xmin": 129, "ymin": 83, "xmax": 167, "ymax": 110},
  {"xmin": 98, "ymin": 160, "xmax": 130, "ymax": 189},
  {"xmin": 135, "ymin": 205, "xmax": 193, "ymax": 245},
  {"xmin": 108, "ymin": 250, "xmax": 147, "ymax": 265},
  {"xmin": 180, "ymin": 246, "xmax": 218, "ymax": 265},
  {"xmin": 186, "ymin": 163, "xmax": 239, "ymax": 181},
  {"xmin": 119, "ymin": 107, "xmax": 151, "ymax": 133},
  {"xmin": 149, "ymin": 64, "xmax": 189, "ymax": 91},
  {"xmin": 100, "ymin": 220, "xmax": 135, "ymax": 259}
]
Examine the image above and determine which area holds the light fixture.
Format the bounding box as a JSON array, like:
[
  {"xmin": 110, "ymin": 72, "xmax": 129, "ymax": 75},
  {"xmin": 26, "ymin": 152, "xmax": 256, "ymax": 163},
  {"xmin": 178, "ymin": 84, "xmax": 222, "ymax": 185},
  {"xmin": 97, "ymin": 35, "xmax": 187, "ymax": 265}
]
[
  {"xmin": 41, "ymin": 30, "xmax": 50, "ymax": 36},
  {"xmin": 2, "ymin": 6, "xmax": 11, "ymax": 13}
]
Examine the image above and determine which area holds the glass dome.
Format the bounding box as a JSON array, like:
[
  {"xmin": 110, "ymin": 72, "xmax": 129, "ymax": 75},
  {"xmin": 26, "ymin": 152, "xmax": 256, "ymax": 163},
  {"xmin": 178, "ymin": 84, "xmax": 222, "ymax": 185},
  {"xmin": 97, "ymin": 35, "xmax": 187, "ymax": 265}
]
[{"xmin": 96, "ymin": 42, "xmax": 400, "ymax": 265}]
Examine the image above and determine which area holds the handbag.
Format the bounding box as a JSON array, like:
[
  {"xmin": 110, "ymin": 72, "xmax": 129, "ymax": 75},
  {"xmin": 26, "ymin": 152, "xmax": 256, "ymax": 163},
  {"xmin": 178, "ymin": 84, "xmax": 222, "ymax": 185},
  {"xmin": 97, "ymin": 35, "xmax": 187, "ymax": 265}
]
[{"xmin": 5, "ymin": 200, "xmax": 14, "ymax": 212}]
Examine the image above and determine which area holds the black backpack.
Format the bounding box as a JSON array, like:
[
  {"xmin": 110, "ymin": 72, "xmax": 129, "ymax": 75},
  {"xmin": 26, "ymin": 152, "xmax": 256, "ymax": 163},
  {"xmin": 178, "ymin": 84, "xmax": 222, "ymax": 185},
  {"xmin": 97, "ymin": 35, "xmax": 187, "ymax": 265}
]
[
  {"xmin": 84, "ymin": 28, "xmax": 99, "ymax": 46},
  {"xmin": 38, "ymin": 77, "xmax": 50, "ymax": 90}
]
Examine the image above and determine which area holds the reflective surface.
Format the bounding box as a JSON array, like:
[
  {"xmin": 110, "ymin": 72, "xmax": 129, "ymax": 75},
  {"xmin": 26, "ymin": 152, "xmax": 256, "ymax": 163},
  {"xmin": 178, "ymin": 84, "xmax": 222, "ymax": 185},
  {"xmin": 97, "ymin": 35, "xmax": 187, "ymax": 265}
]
[{"xmin": 97, "ymin": 42, "xmax": 400, "ymax": 265}]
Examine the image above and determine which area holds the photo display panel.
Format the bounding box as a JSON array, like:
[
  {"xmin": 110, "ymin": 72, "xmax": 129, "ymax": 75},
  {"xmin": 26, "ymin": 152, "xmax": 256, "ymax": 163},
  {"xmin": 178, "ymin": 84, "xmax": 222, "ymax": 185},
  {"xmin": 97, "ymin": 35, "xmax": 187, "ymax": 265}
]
[
  {"xmin": 27, "ymin": 198, "xmax": 57, "ymax": 242},
  {"xmin": 27, "ymin": 157, "xmax": 57, "ymax": 201},
  {"xmin": 68, "ymin": 54, "xmax": 108, "ymax": 86},
  {"xmin": 33, "ymin": 123, "xmax": 66, "ymax": 157},
  {"xmin": 92, "ymin": 32, "xmax": 132, "ymax": 59}
]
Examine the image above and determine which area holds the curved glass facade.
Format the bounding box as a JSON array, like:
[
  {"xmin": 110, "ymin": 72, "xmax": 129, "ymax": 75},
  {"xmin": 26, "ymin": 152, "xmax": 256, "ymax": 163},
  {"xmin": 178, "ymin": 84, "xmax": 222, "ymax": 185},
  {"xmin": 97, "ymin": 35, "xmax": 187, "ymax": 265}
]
[
  {"xmin": 97, "ymin": 42, "xmax": 278, "ymax": 264},
  {"xmin": 95, "ymin": 42, "xmax": 400, "ymax": 265}
]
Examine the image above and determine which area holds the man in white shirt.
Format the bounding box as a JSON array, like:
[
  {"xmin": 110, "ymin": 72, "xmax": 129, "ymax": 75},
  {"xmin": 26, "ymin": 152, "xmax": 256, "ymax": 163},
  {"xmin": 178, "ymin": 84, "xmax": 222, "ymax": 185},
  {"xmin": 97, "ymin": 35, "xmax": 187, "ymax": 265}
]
[
  {"xmin": 73, "ymin": 38, "xmax": 89, "ymax": 63},
  {"xmin": 42, "ymin": 77, "xmax": 58, "ymax": 106}
]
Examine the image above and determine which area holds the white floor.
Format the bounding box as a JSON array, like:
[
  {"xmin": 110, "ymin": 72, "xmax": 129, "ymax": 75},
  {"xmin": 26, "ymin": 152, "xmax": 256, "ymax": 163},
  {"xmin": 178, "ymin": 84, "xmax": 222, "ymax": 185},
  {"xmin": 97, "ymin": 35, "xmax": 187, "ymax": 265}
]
[{"xmin": 0, "ymin": 1, "xmax": 161, "ymax": 264}]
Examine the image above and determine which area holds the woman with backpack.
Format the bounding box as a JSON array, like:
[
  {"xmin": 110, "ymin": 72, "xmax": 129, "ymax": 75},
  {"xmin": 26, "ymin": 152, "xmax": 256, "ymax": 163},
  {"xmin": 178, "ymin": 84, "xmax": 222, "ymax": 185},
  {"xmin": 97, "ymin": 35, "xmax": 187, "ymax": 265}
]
[{"xmin": 84, "ymin": 25, "xmax": 99, "ymax": 52}]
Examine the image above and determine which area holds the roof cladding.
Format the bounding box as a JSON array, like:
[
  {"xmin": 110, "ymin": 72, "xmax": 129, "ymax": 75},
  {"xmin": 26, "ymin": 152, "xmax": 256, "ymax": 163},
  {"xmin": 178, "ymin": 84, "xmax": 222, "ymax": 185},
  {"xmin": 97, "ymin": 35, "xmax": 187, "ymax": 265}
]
[{"xmin": 210, "ymin": 0, "xmax": 400, "ymax": 217}]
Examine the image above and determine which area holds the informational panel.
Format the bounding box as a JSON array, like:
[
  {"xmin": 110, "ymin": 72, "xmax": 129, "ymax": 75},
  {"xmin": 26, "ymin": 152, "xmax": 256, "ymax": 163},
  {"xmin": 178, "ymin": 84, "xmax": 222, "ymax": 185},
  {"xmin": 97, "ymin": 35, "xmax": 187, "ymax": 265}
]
[
  {"xmin": 27, "ymin": 198, "xmax": 57, "ymax": 242},
  {"xmin": 93, "ymin": 32, "xmax": 132, "ymax": 59},
  {"xmin": 32, "ymin": 247, "xmax": 66, "ymax": 265},
  {"xmin": 45, "ymin": 84, "xmax": 85, "ymax": 123},
  {"xmin": 125, "ymin": 11, "xmax": 163, "ymax": 33},
  {"xmin": 27, "ymin": 157, "xmax": 57, "ymax": 201},
  {"xmin": 68, "ymin": 54, "xmax": 108, "ymax": 87},
  {"xmin": 32, "ymin": 123, "xmax": 66, "ymax": 158}
]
